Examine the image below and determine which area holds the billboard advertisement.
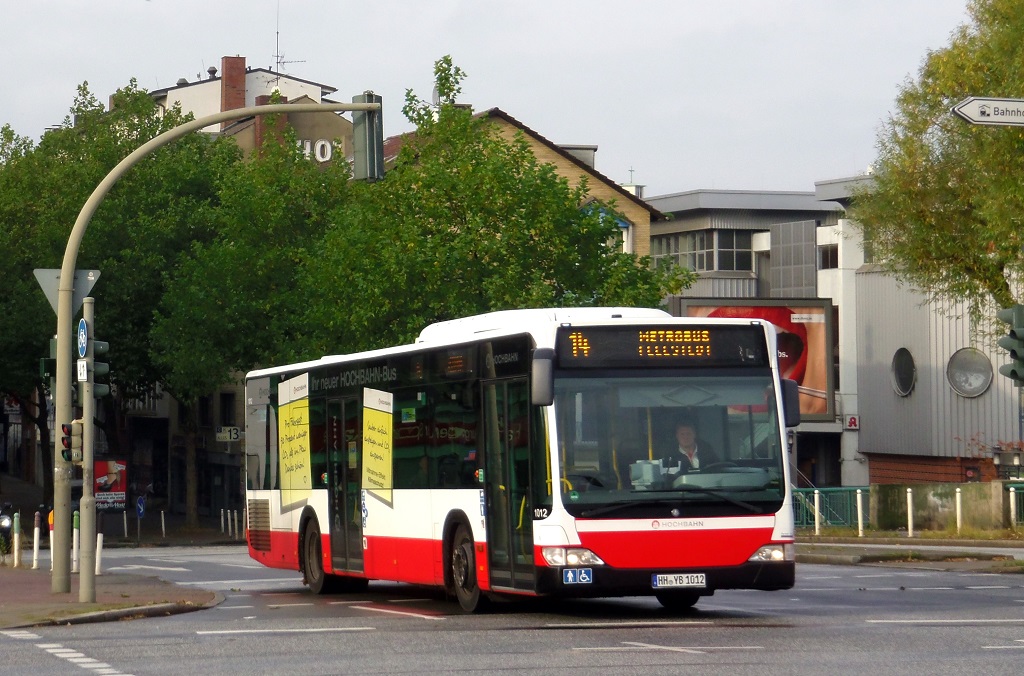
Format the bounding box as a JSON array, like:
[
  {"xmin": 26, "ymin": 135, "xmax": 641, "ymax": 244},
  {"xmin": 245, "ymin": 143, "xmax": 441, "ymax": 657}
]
[
  {"xmin": 674, "ymin": 298, "xmax": 835, "ymax": 422},
  {"xmin": 95, "ymin": 459, "xmax": 128, "ymax": 511}
]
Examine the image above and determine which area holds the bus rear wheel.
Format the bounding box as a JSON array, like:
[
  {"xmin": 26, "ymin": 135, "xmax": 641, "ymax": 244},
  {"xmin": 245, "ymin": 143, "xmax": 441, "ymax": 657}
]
[
  {"xmin": 302, "ymin": 521, "xmax": 331, "ymax": 595},
  {"xmin": 451, "ymin": 523, "xmax": 487, "ymax": 612}
]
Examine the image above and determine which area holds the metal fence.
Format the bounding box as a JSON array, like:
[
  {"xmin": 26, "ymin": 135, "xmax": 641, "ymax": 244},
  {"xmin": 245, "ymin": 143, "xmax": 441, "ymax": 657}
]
[{"xmin": 793, "ymin": 487, "xmax": 868, "ymax": 528}]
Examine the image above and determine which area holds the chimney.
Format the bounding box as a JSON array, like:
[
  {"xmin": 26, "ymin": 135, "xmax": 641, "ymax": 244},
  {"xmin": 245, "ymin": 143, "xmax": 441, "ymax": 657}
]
[
  {"xmin": 220, "ymin": 55, "xmax": 246, "ymax": 129},
  {"xmin": 254, "ymin": 93, "xmax": 288, "ymax": 152}
]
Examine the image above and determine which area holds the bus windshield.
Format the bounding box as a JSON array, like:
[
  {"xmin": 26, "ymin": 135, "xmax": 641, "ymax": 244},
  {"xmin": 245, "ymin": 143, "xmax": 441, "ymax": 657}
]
[{"xmin": 553, "ymin": 373, "xmax": 786, "ymax": 517}]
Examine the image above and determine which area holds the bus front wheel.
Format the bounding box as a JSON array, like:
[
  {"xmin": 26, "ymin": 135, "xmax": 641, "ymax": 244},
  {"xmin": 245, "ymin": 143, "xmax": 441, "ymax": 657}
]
[
  {"xmin": 655, "ymin": 590, "xmax": 701, "ymax": 611},
  {"xmin": 450, "ymin": 523, "xmax": 486, "ymax": 612}
]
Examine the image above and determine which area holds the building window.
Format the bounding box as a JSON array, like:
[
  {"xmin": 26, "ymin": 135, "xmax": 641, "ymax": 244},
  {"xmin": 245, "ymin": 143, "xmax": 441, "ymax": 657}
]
[
  {"xmin": 946, "ymin": 348, "xmax": 993, "ymax": 398},
  {"xmin": 716, "ymin": 230, "xmax": 753, "ymax": 271},
  {"xmin": 819, "ymin": 243, "xmax": 839, "ymax": 270},
  {"xmin": 220, "ymin": 392, "xmax": 237, "ymax": 426},
  {"xmin": 198, "ymin": 396, "xmax": 213, "ymax": 427},
  {"xmin": 891, "ymin": 348, "xmax": 916, "ymax": 397}
]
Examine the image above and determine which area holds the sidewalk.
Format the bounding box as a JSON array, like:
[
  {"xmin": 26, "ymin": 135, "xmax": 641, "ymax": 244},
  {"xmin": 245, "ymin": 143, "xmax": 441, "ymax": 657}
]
[{"xmin": 0, "ymin": 473, "xmax": 238, "ymax": 629}]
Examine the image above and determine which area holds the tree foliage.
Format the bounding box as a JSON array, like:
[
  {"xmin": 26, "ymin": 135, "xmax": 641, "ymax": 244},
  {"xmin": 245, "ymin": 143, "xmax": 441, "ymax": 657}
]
[
  {"xmin": 297, "ymin": 56, "xmax": 689, "ymax": 355},
  {"xmin": 849, "ymin": 0, "xmax": 1024, "ymax": 315}
]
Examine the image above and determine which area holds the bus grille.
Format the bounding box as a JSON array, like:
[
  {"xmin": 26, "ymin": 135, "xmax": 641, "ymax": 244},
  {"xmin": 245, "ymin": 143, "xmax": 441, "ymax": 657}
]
[{"xmin": 247, "ymin": 499, "xmax": 271, "ymax": 551}]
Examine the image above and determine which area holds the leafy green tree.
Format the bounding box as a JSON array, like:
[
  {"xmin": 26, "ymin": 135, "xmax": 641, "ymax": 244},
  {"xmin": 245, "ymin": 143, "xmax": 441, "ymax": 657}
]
[
  {"xmin": 150, "ymin": 124, "xmax": 352, "ymax": 525},
  {"xmin": 298, "ymin": 56, "xmax": 690, "ymax": 355},
  {"xmin": 849, "ymin": 0, "xmax": 1024, "ymax": 317},
  {"xmin": 0, "ymin": 81, "xmax": 240, "ymax": 503}
]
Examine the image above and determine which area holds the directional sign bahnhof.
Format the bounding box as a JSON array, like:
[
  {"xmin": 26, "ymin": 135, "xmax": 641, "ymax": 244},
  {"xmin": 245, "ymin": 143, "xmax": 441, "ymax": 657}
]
[{"xmin": 952, "ymin": 96, "xmax": 1024, "ymax": 127}]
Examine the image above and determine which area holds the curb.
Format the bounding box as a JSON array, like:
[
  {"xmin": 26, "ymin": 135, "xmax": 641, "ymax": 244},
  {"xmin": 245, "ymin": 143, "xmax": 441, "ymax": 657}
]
[{"xmin": 18, "ymin": 591, "xmax": 225, "ymax": 629}]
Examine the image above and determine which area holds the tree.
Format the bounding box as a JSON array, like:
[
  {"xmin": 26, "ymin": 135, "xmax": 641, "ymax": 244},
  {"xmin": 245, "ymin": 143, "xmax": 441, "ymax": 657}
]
[
  {"xmin": 298, "ymin": 57, "xmax": 690, "ymax": 355},
  {"xmin": 150, "ymin": 123, "xmax": 353, "ymax": 525},
  {"xmin": 849, "ymin": 0, "xmax": 1024, "ymax": 318},
  {"xmin": 0, "ymin": 81, "xmax": 240, "ymax": 503}
]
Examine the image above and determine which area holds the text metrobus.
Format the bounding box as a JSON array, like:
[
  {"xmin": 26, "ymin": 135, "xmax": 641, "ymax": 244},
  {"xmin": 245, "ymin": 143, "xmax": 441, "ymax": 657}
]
[{"xmin": 244, "ymin": 307, "xmax": 800, "ymax": 611}]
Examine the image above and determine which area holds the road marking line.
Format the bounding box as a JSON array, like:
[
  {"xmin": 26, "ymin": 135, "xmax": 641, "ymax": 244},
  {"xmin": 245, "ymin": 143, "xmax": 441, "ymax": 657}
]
[
  {"xmin": 868, "ymin": 619, "xmax": 1024, "ymax": 624},
  {"xmin": 267, "ymin": 603, "xmax": 314, "ymax": 608},
  {"xmin": 966, "ymin": 585, "xmax": 1010, "ymax": 589},
  {"xmin": 178, "ymin": 577, "xmax": 300, "ymax": 586},
  {"xmin": 352, "ymin": 604, "xmax": 447, "ymax": 620},
  {"xmin": 197, "ymin": 627, "xmax": 374, "ymax": 635},
  {"xmin": 215, "ymin": 605, "xmax": 255, "ymax": 609},
  {"xmin": 548, "ymin": 621, "xmax": 712, "ymax": 628}
]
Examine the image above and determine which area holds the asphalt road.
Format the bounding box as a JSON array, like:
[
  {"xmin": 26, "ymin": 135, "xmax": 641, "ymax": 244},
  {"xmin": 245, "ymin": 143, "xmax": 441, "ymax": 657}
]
[{"xmin": 2, "ymin": 546, "xmax": 1023, "ymax": 675}]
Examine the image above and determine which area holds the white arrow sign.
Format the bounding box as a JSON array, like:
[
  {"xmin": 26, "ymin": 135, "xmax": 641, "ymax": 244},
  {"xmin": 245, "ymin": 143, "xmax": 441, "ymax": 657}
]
[{"xmin": 952, "ymin": 96, "xmax": 1024, "ymax": 126}]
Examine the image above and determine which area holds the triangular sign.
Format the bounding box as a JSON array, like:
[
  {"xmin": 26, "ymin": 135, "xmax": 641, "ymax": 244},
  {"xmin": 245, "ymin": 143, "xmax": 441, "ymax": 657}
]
[{"xmin": 33, "ymin": 269, "xmax": 101, "ymax": 316}]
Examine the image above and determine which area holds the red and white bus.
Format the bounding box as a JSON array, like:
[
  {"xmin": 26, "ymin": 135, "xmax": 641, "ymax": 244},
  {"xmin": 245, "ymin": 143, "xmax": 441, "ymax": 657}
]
[{"xmin": 244, "ymin": 307, "xmax": 800, "ymax": 611}]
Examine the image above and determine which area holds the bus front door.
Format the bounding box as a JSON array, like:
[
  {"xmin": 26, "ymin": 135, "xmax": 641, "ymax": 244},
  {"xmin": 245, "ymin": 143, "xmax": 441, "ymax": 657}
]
[
  {"xmin": 483, "ymin": 378, "xmax": 535, "ymax": 592},
  {"xmin": 327, "ymin": 398, "xmax": 363, "ymax": 573}
]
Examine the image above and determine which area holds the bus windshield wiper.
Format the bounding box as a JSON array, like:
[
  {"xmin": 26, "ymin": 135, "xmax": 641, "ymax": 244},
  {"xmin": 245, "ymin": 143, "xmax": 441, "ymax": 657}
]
[
  {"xmin": 578, "ymin": 485, "xmax": 768, "ymax": 518},
  {"xmin": 579, "ymin": 499, "xmax": 681, "ymax": 518},
  {"xmin": 665, "ymin": 485, "xmax": 762, "ymax": 513}
]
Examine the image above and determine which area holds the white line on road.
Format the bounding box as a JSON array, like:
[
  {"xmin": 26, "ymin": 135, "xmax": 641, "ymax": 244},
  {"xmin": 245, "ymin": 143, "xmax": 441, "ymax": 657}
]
[
  {"xmin": 548, "ymin": 621, "xmax": 712, "ymax": 628},
  {"xmin": 196, "ymin": 627, "xmax": 374, "ymax": 635},
  {"xmin": 352, "ymin": 604, "xmax": 447, "ymax": 620},
  {"xmin": 868, "ymin": 618, "xmax": 1024, "ymax": 624}
]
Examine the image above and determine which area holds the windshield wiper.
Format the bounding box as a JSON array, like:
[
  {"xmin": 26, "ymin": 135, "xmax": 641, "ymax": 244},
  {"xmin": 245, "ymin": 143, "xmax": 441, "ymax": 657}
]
[
  {"xmin": 579, "ymin": 485, "xmax": 769, "ymax": 518},
  {"xmin": 580, "ymin": 499, "xmax": 681, "ymax": 518}
]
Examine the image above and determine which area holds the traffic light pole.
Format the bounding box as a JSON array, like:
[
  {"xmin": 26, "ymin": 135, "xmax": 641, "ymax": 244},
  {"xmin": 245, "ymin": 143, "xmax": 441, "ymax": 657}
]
[
  {"xmin": 52, "ymin": 99, "xmax": 382, "ymax": 595},
  {"xmin": 79, "ymin": 298, "xmax": 96, "ymax": 602}
]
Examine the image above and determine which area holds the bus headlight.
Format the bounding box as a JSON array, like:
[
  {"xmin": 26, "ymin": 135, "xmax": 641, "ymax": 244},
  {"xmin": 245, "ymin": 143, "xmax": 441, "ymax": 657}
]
[
  {"xmin": 747, "ymin": 544, "xmax": 794, "ymax": 562},
  {"xmin": 541, "ymin": 547, "xmax": 605, "ymax": 567}
]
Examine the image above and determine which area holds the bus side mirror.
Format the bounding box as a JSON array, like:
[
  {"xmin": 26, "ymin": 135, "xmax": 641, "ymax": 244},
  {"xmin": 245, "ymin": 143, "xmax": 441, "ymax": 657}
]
[
  {"xmin": 782, "ymin": 378, "xmax": 801, "ymax": 428},
  {"xmin": 532, "ymin": 348, "xmax": 555, "ymax": 406}
]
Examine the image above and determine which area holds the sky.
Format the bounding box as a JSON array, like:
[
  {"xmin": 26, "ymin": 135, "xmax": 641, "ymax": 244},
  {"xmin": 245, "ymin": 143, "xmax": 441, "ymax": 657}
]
[{"xmin": 3, "ymin": 1, "xmax": 971, "ymax": 198}]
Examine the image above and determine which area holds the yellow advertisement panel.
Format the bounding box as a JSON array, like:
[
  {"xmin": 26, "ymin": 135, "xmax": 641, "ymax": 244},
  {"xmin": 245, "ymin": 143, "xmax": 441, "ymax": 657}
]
[
  {"xmin": 362, "ymin": 387, "xmax": 393, "ymax": 507},
  {"xmin": 279, "ymin": 373, "xmax": 312, "ymax": 509}
]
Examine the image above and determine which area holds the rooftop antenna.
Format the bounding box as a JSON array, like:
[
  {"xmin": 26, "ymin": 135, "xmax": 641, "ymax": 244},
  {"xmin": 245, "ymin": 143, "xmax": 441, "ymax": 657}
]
[{"xmin": 270, "ymin": 0, "xmax": 304, "ymax": 87}]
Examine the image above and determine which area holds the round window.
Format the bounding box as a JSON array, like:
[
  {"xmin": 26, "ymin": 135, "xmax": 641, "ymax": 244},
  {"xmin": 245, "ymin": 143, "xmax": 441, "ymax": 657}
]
[
  {"xmin": 946, "ymin": 347, "xmax": 992, "ymax": 398},
  {"xmin": 891, "ymin": 348, "xmax": 916, "ymax": 397}
]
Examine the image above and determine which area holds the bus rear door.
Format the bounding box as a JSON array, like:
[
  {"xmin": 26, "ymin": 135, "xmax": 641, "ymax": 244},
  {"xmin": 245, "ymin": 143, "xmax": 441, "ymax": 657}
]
[{"xmin": 327, "ymin": 397, "xmax": 363, "ymax": 573}]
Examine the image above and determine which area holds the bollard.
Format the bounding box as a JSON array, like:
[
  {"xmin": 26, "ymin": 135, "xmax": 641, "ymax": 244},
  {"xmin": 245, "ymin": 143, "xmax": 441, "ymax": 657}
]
[
  {"xmin": 48, "ymin": 530, "xmax": 53, "ymax": 572},
  {"xmin": 161, "ymin": 510, "xmax": 166, "ymax": 539},
  {"xmin": 856, "ymin": 489, "xmax": 864, "ymax": 538},
  {"xmin": 95, "ymin": 533, "xmax": 104, "ymax": 576},
  {"xmin": 72, "ymin": 510, "xmax": 80, "ymax": 573},
  {"xmin": 907, "ymin": 488, "xmax": 914, "ymax": 537},
  {"xmin": 955, "ymin": 487, "xmax": 962, "ymax": 534},
  {"xmin": 123, "ymin": 510, "xmax": 128, "ymax": 539},
  {"xmin": 12, "ymin": 512, "xmax": 21, "ymax": 568},
  {"xmin": 243, "ymin": 508, "xmax": 247, "ymax": 539},
  {"xmin": 221, "ymin": 508, "xmax": 226, "ymax": 534},
  {"xmin": 32, "ymin": 511, "xmax": 40, "ymax": 570},
  {"xmin": 813, "ymin": 489, "xmax": 821, "ymax": 536},
  {"xmin": 1011, "ymin": 487, "xmax": 1018, "ymax": 530},
  {"xmin": 234, "ymin": 510, "xmax": 240, "ymax": 541}
]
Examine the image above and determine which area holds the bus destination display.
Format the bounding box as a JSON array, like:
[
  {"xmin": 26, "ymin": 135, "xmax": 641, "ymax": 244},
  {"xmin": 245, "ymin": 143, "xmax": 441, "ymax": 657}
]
[{"xmin": 555, "ymin": 324, "xmax": 769, "ymax": 368}]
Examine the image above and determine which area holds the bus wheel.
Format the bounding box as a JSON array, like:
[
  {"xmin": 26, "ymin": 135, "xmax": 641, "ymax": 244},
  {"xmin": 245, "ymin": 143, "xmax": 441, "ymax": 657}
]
[
  {"xmin": 655, "ymin": 591, "xmax": 700, "ymax": 611},
  {"xmin": 302, "ymin": 521, "xmax": 329, "ymax": 595},
  {"xmin": 451, "ymin": 523, "xmax": 486, "ymax": 612}
]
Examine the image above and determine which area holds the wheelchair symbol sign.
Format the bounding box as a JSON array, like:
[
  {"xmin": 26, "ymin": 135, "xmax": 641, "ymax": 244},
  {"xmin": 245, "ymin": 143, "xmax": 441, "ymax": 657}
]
[{"xmin": 562, "ymin": 568, "xmax": 593, "ymax": 584}]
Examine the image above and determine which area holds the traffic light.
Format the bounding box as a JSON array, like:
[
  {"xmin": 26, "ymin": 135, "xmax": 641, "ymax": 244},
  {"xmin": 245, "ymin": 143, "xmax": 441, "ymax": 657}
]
[
  {"xmin": 92, "ymin": 339, "xmax": 110, "ymax": 398},
  {"xmin": 352, "ymin": 92, "xmax": 384, "ymax": 181},
  {"xmin": 59, "ymin": 419, "xmax": 83, "ymax": 464},
  {"xmin": 997, "ymin": 305, "xmax": 1024, "ymax": 385}
]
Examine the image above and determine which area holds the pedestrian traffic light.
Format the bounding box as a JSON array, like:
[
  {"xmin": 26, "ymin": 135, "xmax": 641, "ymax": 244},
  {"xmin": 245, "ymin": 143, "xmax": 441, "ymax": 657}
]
[
  {"xmin": 59, "ymin": 419, "xmax": 83, "ymax": 464},
  {"xmin": 997, "ymin": 305, "xmax": 1024, "ymax": 385}
]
